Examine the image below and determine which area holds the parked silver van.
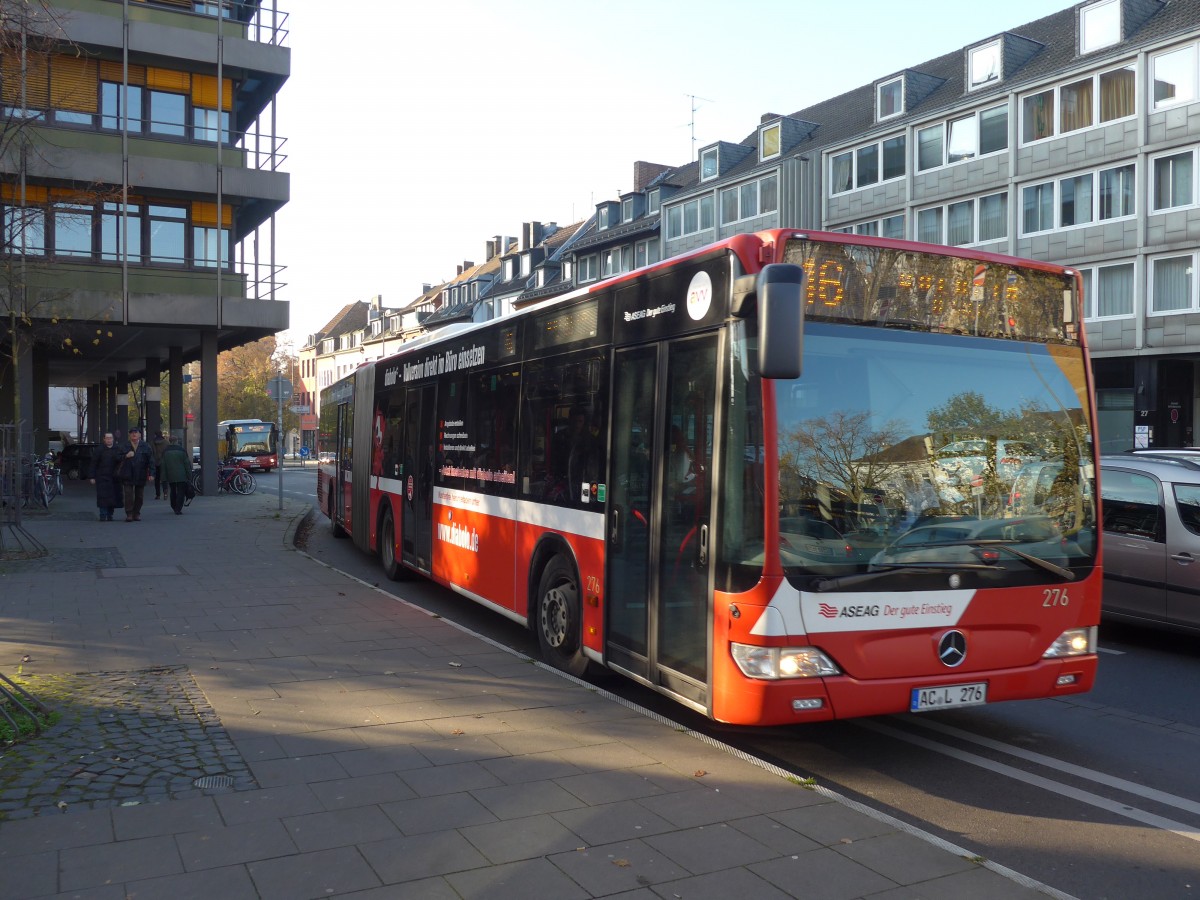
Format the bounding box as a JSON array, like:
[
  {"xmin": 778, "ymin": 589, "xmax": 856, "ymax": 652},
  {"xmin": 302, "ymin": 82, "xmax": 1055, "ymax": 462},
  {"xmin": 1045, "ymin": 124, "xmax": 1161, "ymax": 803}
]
[{"xmin": 1099, "ymin": 455, "xmax": 1200, "ymax": 633}]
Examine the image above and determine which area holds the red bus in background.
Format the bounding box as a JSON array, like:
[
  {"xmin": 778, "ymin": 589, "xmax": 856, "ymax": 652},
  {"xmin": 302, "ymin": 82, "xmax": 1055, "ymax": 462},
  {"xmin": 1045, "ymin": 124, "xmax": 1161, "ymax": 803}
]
[{"xmin": 318, "ymin": 229, "xmax": 1101, "ymax": 725}]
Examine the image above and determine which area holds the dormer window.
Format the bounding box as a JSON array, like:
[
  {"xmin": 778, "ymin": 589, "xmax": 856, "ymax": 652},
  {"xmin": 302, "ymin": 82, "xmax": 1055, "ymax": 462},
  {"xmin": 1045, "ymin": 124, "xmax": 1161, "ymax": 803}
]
[
  {"xmin": 504, "ymin": 258, "xmax": 515, "ymax": 280},
  {"xmin": 622, "ymin": 198, "xmax": 634, "ymax": 222},
  {"xmin": 520, "ymin": 254, "xmax": 531, "ymax": 277},
  {"xmin": 968, "ymin": 40, "xmax": 1002, "ymax": 91},
  {"xmin": 598, "ymin": 206, "xmax": 612, "ymax": 230},
  {"xmin": 877, "ymin": 77, "xmax": 903, "ymax": 120},
  {"xmin": 1080, "ymin": 0, "xmax": 1120, "ymax": 54},
  {"xmin": 760, "ymin": 122, "xmax": 781, "ymax": 161},
  {"xmin": 699, "ymin": 146, "xmax": 719, "ymax": 181},
  {"xmin": 647, "ymin": 189, "xmax": 660, "ymax": 214}
]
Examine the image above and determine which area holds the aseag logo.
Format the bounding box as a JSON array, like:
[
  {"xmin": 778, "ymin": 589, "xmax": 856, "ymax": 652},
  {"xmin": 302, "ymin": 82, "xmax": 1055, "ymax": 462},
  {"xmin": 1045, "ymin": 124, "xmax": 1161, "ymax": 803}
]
[{"xmin": 819, "ymin": 602, "xmax": 881, "ymax": 619}]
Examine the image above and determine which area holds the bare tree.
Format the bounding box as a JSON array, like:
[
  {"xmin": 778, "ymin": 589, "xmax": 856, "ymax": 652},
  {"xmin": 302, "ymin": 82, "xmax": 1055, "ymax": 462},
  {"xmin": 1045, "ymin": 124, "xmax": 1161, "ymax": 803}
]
[{"xmin": 57, "ymin": 384, "xmax": 85, "ymax": 439}]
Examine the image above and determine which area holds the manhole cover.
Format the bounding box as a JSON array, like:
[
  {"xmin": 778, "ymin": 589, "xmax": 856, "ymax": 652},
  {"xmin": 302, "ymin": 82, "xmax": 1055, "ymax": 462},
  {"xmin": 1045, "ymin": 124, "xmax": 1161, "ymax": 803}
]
[{"xmin": 193, "ymin": 774, "xmax": 234, "ymax": 789}]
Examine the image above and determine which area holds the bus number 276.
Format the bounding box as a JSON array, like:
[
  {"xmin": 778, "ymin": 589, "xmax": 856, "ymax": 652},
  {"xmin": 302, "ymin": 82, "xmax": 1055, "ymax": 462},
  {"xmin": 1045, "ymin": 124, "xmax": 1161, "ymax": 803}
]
[{"xmin": 1043, "ymin": 588, "xmax": 1070, "ymax": 608}]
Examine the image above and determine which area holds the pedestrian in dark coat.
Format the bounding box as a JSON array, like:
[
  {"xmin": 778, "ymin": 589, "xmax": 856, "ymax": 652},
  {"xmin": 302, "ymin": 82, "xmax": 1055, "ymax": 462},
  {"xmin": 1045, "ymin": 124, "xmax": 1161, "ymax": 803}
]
[
  {"xmin": 159, "ymin": 436, "xmax": 191, "ymax": 515},
  {"xmin": 89, "ymin": 432, "xmax": 123, "ymax": 521},
  {"xmin": 151, "ymin": 430, "xmax": 168, "ymax": 499},
  {"xmin": 118, "ymin": 427, "xmax": 156, "ymax": 522}
]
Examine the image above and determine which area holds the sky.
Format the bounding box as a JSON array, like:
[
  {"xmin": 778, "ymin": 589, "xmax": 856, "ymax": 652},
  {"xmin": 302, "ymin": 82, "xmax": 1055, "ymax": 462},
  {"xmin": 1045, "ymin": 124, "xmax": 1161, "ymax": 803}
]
[{"xmin": 273, "ymin": 0, "xmax": 1081, "ymax": 342}]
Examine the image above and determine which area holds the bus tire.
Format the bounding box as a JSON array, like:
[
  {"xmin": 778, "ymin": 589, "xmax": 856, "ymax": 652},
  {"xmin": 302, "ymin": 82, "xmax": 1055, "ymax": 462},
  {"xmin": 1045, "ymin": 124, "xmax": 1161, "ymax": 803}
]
[
  {"xmin": 379, "ymin": 508, "xmax": 408, "ymax": 581},
  {"xmin": 535, "ymin": 555, "xmax": 588, "ymax": 678}
]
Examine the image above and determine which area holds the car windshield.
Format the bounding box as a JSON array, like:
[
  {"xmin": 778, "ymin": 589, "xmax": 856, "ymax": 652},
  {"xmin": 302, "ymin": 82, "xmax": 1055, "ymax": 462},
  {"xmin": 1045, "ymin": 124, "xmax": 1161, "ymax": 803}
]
[{"xmin": 770, "ymin": 323, "xmax": 1098, "ymax": 589}]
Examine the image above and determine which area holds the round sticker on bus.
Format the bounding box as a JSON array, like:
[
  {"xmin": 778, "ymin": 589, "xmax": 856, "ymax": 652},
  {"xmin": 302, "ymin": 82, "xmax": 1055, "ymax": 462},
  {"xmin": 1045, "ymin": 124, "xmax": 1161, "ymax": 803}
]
[{"xmin": 686, "ymin": 271, "xmax": 712, "ymax": 321}]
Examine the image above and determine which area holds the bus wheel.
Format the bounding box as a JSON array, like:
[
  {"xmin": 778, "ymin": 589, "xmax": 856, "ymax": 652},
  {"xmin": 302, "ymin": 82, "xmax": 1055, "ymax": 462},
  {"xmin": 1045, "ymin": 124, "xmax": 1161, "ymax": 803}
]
[
  {"xmin": 380, "ymin": 508, "xmax": 407, "ymax": 581},
  {"xmin": 536, "ymin": 556, "xmax": 588, "ymax": 677}
]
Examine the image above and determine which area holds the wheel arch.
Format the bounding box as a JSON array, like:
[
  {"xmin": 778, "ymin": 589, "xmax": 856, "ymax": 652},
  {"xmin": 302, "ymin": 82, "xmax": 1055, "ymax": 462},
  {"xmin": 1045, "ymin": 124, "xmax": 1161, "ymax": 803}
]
[{"xmin": 525, "ymin": 532, "xmax": 580, "ymax": 626}]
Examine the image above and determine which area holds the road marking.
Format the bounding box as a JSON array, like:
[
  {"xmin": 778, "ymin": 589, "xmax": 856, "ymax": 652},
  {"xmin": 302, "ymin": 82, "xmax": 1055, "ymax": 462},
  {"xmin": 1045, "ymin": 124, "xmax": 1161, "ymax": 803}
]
[
  {"xmin": 858, "ymin": 719, "xmax": 1200, "ymax": 842},
  {"xmin": 1097, "ymin": 645, "xmax": 1125, "ymax": 655}
]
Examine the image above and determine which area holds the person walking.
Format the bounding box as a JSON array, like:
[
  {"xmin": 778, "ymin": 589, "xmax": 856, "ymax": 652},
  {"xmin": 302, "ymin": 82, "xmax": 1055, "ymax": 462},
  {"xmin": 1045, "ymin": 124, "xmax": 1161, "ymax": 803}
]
[
  {"xmin": 151, "ymin": 430, "xmax": 168, "ymax": 499},
  {"xmin": 159, "ymin": 435, "xmax": 191, "ymax": 515},
  {"xmin": 89, "ymin": 432, "xmax": 123, "ymax": 521},
  {"xmin": 118, "ymin": 426, "xmax": 156, "ymax": 522}
]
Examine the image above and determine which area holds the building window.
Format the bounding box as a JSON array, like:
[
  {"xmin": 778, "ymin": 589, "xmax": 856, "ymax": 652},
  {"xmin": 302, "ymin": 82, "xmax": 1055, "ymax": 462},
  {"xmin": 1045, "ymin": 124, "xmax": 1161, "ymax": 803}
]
[
  {"xmin": 149, "ymin": 90, "xmax": 186, "ymax": 137},
  {"xmin": 101, "ymin": 202, "xmax": 142, "ymax": 261},
  {"xmin": 916, "ymin": 123, "xmax": 943, "ymax": 172},
  {"xmin": 1151, "ymin": 254, "xmax": 1196, "ymax": 313},
  {"xmin": 917, "ymin": 105, "xmax": 1008, "ymax": 171},
  {"xmin": 520, "ymin": 254, "xmax": 531, "ymax": 277},
  {"xmin": 760, "ymin": 122, "xmax": 781, "ymax": 160},
  {"xmin": 1022, "ymin": 67, "xmax": 1136, "ymax": 143},
  {"xmin": 882, "ymin": 214, "xmax": 905, "ymax": 239},
  {"xmin": 877, "ymin": 77, "xmax": 903, "ymax": 120},
  {"xmin": 1153, "ymin": 44, "xmax": 1198, "ymax": 109},
  {"xmin": 621, "ymin": 198, "xmax": 633, "ymax": 222},
  {"xmin": 1099, "ymin": 163, "xmax": 1135, "ymax": 219},
  {"xmin": 54, "ymin": 204, "xmax": 93, "ymax": 258},
  {"xmin": 1022, "ymin": 164, "xmax": 1136, "ymax": 234},
  {"xmin": 3, "ymin": 206, "xmax": 46, "ymax": 255},
  {"xmin": 1153, "ymin": 150, "xmax": 1195, "ymax": 210},
  {"xmin": 1080, "ymin": 261, "xmax": 1134, "ymax": 318},
  {"xmin": 101, "ymin": 82, "xmax": 143, "ymax": 131},
  {"xmin": 1060, "ymin": 174, "xmax": 1094, "ymax": 227},
  {"xmin": 148, "ymin": 204, "xmax": 186, "ymax": 263},
  {"xmin": 855, "ymin": 221, "xmax": 878, "ymax": 236},
  {"xmin": 968, "ymin": 40, "xmax": 1002, "ymax": 91},
  {"xmin": 578, "ymin": 254, "xmax": 597, "ymax": 283},
  {"xmin": 947, "ymin": 114, "xmax": 977, "ymax": 163},
  {"xmin": 1022, "ymin": 182, "xmax": 1055, "ymax": 234},
  {"xmin": 720, "ymin": 174, "xmax": 778, "ymax": 225},
  {"xmin": 1080, "ymin": 0, "xmax": 1120, "ymax": 54},
  {"xmin": 666, "ymin": 206, "xmax": 681, "ymax": 239},
  {"xmin": 699, "ymin": 147, "xmax": 719, "ymax": 181},
  {"xmin": 598, "ymin": 206, "xmax": 611, "ymax": 230},
  {"xmin": 193, "ymin": 106, "xmax": 229, "ymax": 144},
  {"xmin": 829, "ymin": 135, "xmax": 905, "ymax": 195},
  {"xmin": 979, "ymin": 106, "xmax": 1008, "ymax": 155},
  {"xmin": 978, "ymin": 193, "xmax": 1007, "ymax": 242},
  {"xmin": 647, "ymin": 189, "xmax": 660, "ymax": 214},
  {"xmin": 916, "ymin": 207, "xmax": 943, "ymax": 244},
  {"xmin": 1022, "ymin": 90, "xmax": 1054, "ymax": 143},
  {"xmin": 946, "ymin": 200, "xmax": 974, "ymax": 246},
  {"xmin": 193, "ymin": 226, "xmax": 228, "ymax": 268}
]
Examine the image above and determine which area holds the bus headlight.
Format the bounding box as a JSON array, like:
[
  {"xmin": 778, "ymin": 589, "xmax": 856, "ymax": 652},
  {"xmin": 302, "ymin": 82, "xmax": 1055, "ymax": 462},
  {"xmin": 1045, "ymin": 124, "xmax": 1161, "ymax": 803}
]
[
  {"xmin": 731, "ymin": 643, "xmax": 841, "ymax": 679},
  {"xmin": 1043, "ymin": 626, "xmax": 1096, "ymax": 658}
]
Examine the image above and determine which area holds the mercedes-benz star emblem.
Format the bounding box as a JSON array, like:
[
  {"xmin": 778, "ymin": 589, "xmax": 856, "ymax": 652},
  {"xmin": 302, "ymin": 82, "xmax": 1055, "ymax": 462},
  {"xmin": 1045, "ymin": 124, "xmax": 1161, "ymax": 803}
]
[{"xmin": 938, "ymin": 630, "xmax": 967, "ymax": 667}]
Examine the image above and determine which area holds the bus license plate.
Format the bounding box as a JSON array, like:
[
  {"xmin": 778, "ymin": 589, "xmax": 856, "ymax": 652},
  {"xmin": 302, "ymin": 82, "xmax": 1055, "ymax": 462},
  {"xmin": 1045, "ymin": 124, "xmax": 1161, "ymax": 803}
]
[{"xmin": 911, "ymin": 682, "xmax": 987, "ymax": 712}]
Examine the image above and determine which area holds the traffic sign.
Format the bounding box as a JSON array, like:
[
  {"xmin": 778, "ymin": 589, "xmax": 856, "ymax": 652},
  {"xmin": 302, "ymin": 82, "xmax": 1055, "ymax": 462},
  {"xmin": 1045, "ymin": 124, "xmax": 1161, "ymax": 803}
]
[
  {"xmin": 299, "ymin": 446, "xmax": 310, "ymax": 458},
  {"xmin": 266, "ymin": 377, "xmax": 293, "ymax": 402},
  {"xmin": 289, "ymin": 404, "xmax": 311, "ymax": 414}
]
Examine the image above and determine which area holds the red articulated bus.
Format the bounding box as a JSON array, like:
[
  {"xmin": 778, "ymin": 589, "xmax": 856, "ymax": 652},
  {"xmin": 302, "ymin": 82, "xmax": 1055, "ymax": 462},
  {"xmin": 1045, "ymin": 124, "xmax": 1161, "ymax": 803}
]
[{"xmin": 318, "ymin": 229, "xmax": 1101, "ymax": 725}]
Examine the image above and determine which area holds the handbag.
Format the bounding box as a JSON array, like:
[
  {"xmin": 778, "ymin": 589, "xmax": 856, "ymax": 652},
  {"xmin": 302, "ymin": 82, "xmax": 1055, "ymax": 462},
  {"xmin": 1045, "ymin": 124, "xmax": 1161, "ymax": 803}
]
[{"xmin": 184, "ymin": 480, "xmax": 196, "ymax": 500}]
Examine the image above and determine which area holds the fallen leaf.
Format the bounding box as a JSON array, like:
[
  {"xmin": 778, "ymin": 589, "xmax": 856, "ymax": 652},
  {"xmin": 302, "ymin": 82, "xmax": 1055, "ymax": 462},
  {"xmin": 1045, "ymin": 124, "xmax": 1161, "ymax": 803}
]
[
  {"xmin": 451, "ymin": 728, "xmax": 464, "ymax": 735},
  {"xmin": 693, "ymin": 770, "xmax": 707, "ymax": 777}
]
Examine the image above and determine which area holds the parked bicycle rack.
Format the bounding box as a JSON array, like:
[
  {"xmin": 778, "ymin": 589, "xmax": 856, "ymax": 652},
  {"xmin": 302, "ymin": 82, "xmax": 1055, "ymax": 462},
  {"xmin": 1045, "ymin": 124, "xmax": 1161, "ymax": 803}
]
[{"xmin": 0, "ymin": 671, "xmax": 53, "ymax": 741}]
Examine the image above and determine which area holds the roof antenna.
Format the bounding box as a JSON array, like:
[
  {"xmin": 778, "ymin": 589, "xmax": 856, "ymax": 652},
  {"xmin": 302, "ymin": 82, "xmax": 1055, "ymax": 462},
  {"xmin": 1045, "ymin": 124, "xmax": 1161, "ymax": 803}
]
[{"xmin": 687, "ymin": 93, "xmax": 714, "ymax": 162}]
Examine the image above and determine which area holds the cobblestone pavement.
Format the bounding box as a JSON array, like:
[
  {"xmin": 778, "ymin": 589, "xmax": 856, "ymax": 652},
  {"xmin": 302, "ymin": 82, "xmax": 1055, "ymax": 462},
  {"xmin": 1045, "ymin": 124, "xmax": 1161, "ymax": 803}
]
[{"xmin": 0, "ymin": 666, "xmax": 256, "ymax": 820}]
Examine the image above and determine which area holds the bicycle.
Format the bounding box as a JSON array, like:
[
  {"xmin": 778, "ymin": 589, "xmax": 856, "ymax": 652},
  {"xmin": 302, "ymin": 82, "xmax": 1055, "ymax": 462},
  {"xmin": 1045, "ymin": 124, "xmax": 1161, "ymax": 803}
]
[{"xmin": 191, "ymin": 460, "xmax": 255, "ymax": 496}]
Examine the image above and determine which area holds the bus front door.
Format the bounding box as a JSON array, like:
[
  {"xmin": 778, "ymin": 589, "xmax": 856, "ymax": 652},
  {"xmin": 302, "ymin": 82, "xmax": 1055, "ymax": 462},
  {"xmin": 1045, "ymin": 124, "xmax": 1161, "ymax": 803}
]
[
  {"xmin": 607, "ymin": 335, "xmax": 718, "ymax": 708},
  {"xmin": 402, "ymin": 385, "xmax": 435, "ymax": 572}
]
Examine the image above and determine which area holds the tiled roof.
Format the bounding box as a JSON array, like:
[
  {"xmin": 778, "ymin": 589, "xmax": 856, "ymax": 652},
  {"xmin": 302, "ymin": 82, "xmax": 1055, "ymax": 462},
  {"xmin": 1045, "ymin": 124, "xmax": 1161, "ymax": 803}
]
[
  {"xmin": 317, "ymin": 301, "xmax": 368, "ymax": 338},
  {"xmin": 571, "ymin": 216, "xmax": 659, "ymax": 250}
]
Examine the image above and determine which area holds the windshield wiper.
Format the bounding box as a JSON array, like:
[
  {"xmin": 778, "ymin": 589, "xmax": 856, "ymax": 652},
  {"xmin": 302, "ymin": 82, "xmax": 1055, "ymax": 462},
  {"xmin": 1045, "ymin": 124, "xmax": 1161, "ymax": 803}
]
[
  {"xmin": 957, "ymin": 539, "xmax": 1076, "ymax": 581},
  {"xmin": 811, "ymin": 562, "xmax": 993, "ymax": 592},
  {"xmin": 809, "ymin": 540, "xmax": 1076, "ymax": 593}
]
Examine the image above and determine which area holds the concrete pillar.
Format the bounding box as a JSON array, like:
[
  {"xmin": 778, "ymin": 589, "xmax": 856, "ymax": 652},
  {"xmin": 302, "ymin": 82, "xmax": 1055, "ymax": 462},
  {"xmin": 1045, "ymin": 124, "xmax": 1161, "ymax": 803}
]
[
  {"xmin": 116, "ymin": 371, "xmax": 129, "ymax": 442},
  {"xmin": 145, "ymin": 357, "xmax": 162, "ymax": 438},
  {"xmin": 200, "ymin": 331, "xmax": 218, "ymax": 495},
  {"xmin": 32, "ymin": 347, "xmax": 49, "ymax": 452},
  {"xmin": 106, "ymin": 378, "xmax": 117, "ymax": 437},
  {"xmin": 87, "ymin": 384, "xmax": 100, "ymax": 441},
  {"xmin": 168, "ymin": 346, "xmax": 184, "ymax": 443}
]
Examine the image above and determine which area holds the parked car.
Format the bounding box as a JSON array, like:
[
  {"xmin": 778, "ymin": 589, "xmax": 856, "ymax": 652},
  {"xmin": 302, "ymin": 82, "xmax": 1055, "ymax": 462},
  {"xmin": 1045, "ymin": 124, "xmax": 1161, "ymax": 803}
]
[
  {"xmin": 59, "ymin": 442, "xmax": 100, "ymax": 480},
  {"xmin": 935, "ymin": 438, "xmax": 1042, "ymax": 486},
  {"xmin": 869, "ymin": 515, "xmax": 1064, "ymax": 570},
  {"xmin": 1099, "ymin": 455, "xmax": 1200, "ymax": 634},
  {"xmin": 192, "ymin": 446, "xmax": 200, "ymax": 463}
]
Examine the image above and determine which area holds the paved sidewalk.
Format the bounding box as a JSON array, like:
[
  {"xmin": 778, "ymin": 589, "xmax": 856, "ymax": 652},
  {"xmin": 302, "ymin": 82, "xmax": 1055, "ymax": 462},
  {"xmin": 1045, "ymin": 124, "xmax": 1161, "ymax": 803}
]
[{"xmin": 0, "ymin": 479, "xmax": 1062, "ymax": 899}]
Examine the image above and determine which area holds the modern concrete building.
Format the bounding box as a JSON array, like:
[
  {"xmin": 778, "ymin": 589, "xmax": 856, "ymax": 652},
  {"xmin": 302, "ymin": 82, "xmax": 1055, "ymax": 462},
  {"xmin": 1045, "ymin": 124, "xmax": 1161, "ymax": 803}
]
[{"xmin": 0, "ymin": 0, "xmax": 289, "ymax": 484}]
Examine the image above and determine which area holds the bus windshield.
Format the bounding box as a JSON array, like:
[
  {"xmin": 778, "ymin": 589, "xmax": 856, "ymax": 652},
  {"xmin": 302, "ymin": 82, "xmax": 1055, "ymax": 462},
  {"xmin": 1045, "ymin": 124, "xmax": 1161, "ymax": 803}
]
[{"xmin": 769, "ymin": 322, "xmax": 1097, "ymax": 588}]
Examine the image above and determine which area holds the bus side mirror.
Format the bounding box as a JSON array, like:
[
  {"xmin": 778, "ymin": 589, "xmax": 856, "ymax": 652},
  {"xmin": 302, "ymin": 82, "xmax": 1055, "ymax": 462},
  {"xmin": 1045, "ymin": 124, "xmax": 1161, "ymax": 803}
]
[{"xmin": 756, "ymin": 263, "xmax": 804, "ymax": 380}]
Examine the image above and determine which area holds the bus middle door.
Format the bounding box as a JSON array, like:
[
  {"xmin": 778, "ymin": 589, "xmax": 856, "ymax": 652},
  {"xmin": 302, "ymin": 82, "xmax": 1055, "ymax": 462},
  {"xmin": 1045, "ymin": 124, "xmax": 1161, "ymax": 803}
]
[
  {"xmin": 607, "ymin": 334, "xmax": 718, "ymax": 709},
  {"xmin": 401, "ymin": 384, "xmax": 436, "ymax": 572}
]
